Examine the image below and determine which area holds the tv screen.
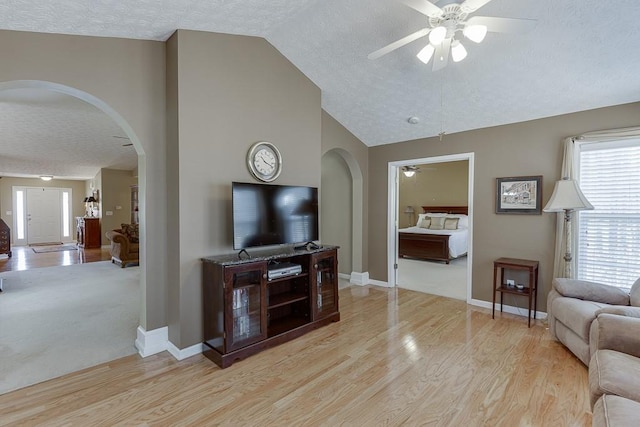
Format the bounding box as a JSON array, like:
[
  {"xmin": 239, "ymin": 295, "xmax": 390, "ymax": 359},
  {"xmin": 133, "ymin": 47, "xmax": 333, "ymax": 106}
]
[{"xmin": 232, "ymin": 182, "xmax": 319, "ymax": 250}]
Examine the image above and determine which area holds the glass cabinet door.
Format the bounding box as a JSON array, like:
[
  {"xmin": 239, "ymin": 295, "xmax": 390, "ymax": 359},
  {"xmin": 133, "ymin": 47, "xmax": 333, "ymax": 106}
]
[
  {"xmin": 224, "ymin": 264, "xmax": 267, "ymax": 352},
  {"xmin": 312, "ymin": 251, "xmax": 338, "ymax": 320}
]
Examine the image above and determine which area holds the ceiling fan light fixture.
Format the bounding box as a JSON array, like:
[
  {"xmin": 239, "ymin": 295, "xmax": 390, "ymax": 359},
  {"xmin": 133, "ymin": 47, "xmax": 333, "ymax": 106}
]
[
  {"xmin": 451, "ymin": 40, "xmax": 467, "ymax": 62},
  {"xmin": 403, "ymin": 170, "xmax": 416, "ymax": 178},
  {"xmin": 40, "ymin": 175, "xmax": 53, "ymax": 181},
  {"xmin": 463, "ymin": 24, "xmax": 487, "ymax": 43},
  {"xmin": 416, "ymin": 44, "xmax": 435, "ymax": 64},
  {"xmin": 428, "ymin": 26, "xmax": 447, "ymax": 45}
]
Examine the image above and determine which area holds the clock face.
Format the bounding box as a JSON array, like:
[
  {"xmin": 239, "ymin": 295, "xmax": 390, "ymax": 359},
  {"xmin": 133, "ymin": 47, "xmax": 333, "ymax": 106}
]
[{"xmin": 247, "ymin": 142, "xmax": 282, "ymax": 182}]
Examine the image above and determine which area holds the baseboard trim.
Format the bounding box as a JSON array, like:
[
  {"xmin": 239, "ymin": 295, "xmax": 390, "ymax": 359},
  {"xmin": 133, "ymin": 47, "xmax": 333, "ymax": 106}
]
[
  {"xmin": 369, "ymin": 278, "xmax": 392, "ymax": 288},
  {"xmin": 338, "ymin": 273, "xmax": 351, "ymax": 280},
  {"xmin": 135, "ymin": 326, "xmax": 168, "ymax": 357},
  {"xmin": 349, "ymin": 271, "xmax": 370, "ymax": 286},
  {"xmin": 167, "ymin": 341, "xmax": 203, "ymax": 361},
  {"xmin": 469, "ymin": 299, "xmax": 547, "ymax": 320}
]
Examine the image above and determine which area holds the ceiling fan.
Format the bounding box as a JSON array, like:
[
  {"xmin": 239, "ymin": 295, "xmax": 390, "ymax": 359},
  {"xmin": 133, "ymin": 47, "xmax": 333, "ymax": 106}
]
[
  {"xmin": 368, "ymin": 0, "xmax": 536, "ymax": 71},
  {"xmin": 402, "ymin": 165, "xmax": 421, "ymax": 177}
]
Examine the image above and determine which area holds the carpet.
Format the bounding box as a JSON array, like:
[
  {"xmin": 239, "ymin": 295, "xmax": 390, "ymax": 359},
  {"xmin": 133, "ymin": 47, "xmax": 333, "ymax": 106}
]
[
  {"xmin": 31, "ymin": 244, "xmax": 78, "ymax": 253},
  {"xmin": 0, "ymin": 261, "xmax": 140, "ymax": 395}
]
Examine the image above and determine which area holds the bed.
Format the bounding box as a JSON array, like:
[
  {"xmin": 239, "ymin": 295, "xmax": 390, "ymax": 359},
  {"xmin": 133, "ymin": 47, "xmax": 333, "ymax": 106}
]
[{"xmin": 398, "ymin": 206, "xmax": 469, "ymax": 264}]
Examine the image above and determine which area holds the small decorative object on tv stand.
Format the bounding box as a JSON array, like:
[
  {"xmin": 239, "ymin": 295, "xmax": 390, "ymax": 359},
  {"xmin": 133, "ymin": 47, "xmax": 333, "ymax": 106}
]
[{"xmin": 201, "ymin": 245, "xmax": 340, "ymax": 368}]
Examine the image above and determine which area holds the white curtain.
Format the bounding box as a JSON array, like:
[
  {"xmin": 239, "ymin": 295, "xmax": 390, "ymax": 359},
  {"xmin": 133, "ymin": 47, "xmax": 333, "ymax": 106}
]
[{"xmin": 552, "ymin": 126, "xmax": 640, "ymax": 278}]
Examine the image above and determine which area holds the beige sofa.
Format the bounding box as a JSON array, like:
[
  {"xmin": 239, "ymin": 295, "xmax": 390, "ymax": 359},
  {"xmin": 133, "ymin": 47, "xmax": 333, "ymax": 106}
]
[
  {"xmin": 547, "ymin": 277, "xmax": 640, "ymax": 365},
  {"xmin": 589, "ymin": 312, "xmax": 640, "ymax": 426}
]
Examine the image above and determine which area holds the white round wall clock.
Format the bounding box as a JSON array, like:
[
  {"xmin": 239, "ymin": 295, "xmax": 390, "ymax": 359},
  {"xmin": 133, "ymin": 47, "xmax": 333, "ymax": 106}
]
[{"xmin": 247, "ymin": 141, "xmax": 282, "ymax": 182}]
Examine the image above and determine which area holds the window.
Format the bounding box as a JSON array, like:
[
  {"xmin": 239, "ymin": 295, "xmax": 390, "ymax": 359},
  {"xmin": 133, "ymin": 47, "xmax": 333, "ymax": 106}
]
[
  {"xmin": 577, "ymin": 139, "xmax": 640, "ymax": 289},
  {"xmin": 16, "ymin": 190, "xmax": 25, "ymax": 240},
  {"xmin": 62, "ymin": 191, "xmax": 70, "ymax": 237}
]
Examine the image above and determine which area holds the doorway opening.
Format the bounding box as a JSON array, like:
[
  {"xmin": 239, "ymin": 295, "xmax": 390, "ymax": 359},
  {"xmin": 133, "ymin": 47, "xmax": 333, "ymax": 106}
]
[{"xmin": 387, "ymin": 153, "xmax": 474, "ymax": 302}]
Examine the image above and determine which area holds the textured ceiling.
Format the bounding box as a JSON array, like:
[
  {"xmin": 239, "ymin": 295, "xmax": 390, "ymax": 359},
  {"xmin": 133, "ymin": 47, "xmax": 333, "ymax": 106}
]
[
  {"xmin": 0, "ymin": 89, "xmax": 136, "ymax": 179},
  {"xmin": 1, "ymin": 0, "xmax": 639, "ymax": 178}
]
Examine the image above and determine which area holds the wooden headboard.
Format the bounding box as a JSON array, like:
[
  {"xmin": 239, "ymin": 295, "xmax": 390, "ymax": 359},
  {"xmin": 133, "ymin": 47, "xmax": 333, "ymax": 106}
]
[{"xmin": 421, "ymin": 206, "xmax": 468, "ymax": 215}]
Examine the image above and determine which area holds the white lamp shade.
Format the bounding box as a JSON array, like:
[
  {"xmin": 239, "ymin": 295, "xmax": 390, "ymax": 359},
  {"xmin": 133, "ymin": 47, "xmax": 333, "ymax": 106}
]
[
  {"xmin": 451, "ymin": 40, "xmax": 467, "ymax": 62},
  {"xmin": 404, "ymin": 206, "xmax": 415, "ymax": 214},
  {"xmin": 463, "ymin": 24, "xmax": 487, "ymax": 43},
  {"xmin": 416, "ymin": 44, "xmax": 435, "ymax": 64},
  {"xmin": 428, "ymin": 26, "xmax": 447, "ymax": 45},
  {"xmin": 543, "ymin": 179, "xmax": 594, "ymax": 212}
]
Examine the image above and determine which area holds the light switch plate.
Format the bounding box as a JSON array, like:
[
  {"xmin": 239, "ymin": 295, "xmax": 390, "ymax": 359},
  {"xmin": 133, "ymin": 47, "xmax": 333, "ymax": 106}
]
[{"xmin": 106, "ymin": 211, "xmax": 114, "ymax": 216}]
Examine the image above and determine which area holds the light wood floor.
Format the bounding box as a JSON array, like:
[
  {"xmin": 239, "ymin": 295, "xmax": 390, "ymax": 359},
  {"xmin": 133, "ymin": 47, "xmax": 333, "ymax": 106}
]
[
  {"xmin": 0, "ymin": 245, "xmax": 111, "ymax": 272},
  {"xmin": 0, "ymin": 285, "xmax": 590, "ymax": 426}
]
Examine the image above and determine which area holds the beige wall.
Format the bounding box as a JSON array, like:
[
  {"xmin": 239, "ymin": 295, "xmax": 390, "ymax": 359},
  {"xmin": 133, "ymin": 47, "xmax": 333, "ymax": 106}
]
[
  {"xmin": 321, "ymin": 111, "xmax": 369, "ymax": 273},
  {"xmin": 399, "ymin": 160, "xmax": 468, "ymax": 228},
  {"xmin": 321, "ymin": 150, "xmax": 352, "ymax": 274},
  {"xmin": 168, "ymin": 30, "xmax": 322, "ymax": 347},
  {"xmin": 0, "ymin": 177, "xmax": 87, "ymax": 242},
  {"xmin": 0, "ymin": 30, "xmax": 167, "ymax": 330},
  {"xmin": 369, "ymin": 101, "xmax": 640, "ymax": 312},
  {"xmin": 100, "ymin": 168, "xmax": 138, "ymax": 244}
]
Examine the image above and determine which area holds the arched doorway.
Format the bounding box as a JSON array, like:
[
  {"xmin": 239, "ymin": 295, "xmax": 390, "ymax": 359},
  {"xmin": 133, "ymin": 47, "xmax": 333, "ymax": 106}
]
[
  {"xmin": 321, "ymin": 148, "xmax": 364, "ymax": 283},
  {"xmin": 0, "ymin": 80, "xmax": 147, "ymax": 385}
]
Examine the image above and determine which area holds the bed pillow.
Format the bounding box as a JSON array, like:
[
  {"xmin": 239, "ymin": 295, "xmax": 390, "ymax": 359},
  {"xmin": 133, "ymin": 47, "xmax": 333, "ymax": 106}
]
[
  {"xmin": 416, "ymin": 213, "xmax": 428, "ymax": 227},
  {"xmin": 446, "ymin": 214, "xmax": 468, "ymax": 228},
  {"xmin": 444, "ymin": 218, "xmax": 459, "ymax": 230},
  {"xmin": 418, "ymin": 217, "xmax": 431, "ymax": 229},
  {"xmin": 428, "ymin": 216, "xmax": 446, "ymax": 230}
]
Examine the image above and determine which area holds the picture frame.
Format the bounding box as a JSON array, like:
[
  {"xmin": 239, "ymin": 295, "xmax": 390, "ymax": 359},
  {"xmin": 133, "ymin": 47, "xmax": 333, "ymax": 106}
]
[{"xmin": 495, "ymin": 175, "xmax": 542, "ymax": 215}]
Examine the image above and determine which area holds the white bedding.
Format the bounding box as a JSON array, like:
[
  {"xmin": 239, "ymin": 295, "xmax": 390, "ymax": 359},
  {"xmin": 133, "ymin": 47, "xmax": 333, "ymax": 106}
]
[{"xmin": 398, "ymin": 226, "xmax": 469, "ymax": 258}]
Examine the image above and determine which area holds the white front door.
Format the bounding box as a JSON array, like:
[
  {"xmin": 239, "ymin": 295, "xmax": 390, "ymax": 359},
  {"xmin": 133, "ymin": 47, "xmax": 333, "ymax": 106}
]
[{"xmin": 26, "ymin": 188, "xmax": 62, "ymax": 244}]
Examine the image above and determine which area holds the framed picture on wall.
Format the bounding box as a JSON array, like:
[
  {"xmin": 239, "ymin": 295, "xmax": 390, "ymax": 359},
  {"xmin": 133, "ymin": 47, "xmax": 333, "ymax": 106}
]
[{"xmin": 495, "ymin": 175, "xmax": 542, "ymax": 214}]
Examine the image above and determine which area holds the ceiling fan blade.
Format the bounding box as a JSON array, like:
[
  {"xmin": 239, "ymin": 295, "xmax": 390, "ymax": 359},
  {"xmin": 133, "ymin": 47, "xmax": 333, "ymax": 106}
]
[
  {"xmin": 399, "ymin": 0, "xmax": 443, "ymax": 18},
  {"xmin": 460, "ymin": 0, "xmax": 494, "ymax": 13},
  {"xmin": 432, "ymin": 38, "xmax": 451, "ymax": 71},
  {"xmin": 466, "ymin": 16, "xmax": 537, "ymax": 33},
  {"xmin": 368, "ymin": 28, "xmax": 430, "ymax": 60}
]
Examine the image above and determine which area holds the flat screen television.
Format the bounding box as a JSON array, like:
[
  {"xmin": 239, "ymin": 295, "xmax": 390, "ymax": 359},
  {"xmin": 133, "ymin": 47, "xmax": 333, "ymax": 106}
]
[{"xmin": 232, "ymin": 182, "xmax": 319, "ymax": 250}]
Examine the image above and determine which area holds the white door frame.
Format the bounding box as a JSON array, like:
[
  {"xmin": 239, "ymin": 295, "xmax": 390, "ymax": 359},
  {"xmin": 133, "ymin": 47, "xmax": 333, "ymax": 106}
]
[{"xmin": 387, "ymin": 152, "xmax": 475, "ymax": 303}]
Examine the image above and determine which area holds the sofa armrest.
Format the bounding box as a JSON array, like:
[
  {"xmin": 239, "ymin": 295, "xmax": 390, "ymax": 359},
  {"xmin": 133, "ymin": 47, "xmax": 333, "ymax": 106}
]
[
  {"xmin": 596, "ymin": 306, "xmax": 640, "ymax": 318},
  {"xmin": 553, "ymin": 278, "xmax": 630, "ymax": 305},
  {"xmin": 106, "ymin": 230, "xmax": 131, "ymax": 254},
  {"xmin": 590, "ymin": 313, "xmax": 640, "ymax": 359}
]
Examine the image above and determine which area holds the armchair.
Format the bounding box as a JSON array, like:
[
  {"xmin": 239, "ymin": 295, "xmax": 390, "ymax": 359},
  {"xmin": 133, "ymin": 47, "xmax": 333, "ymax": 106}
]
[{"xmin": 105, "ymin": 226, "xmax": 139, "ymax": 268}]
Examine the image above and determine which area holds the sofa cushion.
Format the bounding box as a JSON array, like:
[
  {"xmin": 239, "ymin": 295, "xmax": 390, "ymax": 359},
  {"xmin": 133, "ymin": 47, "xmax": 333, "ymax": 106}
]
[
  {"xmin": 553, "ymin": 278, "xmax": 630, "ymax": 306},
  {"xmin": 593, "ymin": 394, "xmax": 640, "ymax": 427},
  {"xmin": 552, "ymin": 296, "xmax": 608, "ymax": 341},
  {"xmin": 589, "ymin": 349, "xmax": 640, "ymax": 408},
  {"xmin": 630, "ymin": 277, "xmax": 640, "ymax": 307}
]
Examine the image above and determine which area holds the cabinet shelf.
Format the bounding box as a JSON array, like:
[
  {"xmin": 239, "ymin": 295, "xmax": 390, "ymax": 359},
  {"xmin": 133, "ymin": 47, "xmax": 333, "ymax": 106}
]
[
  {"xmin": 267, "ymin": 317, "xmax": 309, "ymax": 337},
  {"xmin": 267, "ymin": 272, "xmax": 308, "ymax": 284},
  {"xmin": 268, "ymin": 292, "xmax": 308, "ymax": 309},
  {"xmin": 497, "ymin": 285, "xmax": 531, "ymax": 295}
]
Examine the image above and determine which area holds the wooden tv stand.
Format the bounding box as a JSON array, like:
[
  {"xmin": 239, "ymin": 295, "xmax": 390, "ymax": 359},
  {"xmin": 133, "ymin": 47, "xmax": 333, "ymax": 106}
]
[{"xmin": 202, "ymin": 245, "xmax": 340, "ymax": 368}]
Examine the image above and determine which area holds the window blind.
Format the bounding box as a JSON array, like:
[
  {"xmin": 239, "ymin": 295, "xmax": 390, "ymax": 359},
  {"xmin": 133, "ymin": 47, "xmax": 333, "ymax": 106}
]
[{"xmin": 577, "ymin": 141, "xmax": 640, "ymax": 289}]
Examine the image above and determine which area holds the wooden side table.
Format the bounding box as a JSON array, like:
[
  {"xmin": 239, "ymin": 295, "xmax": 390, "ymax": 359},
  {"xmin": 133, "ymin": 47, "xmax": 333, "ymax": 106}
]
[{"xmin": 492, "ymin": 257, "xmax": 539, "ymax": 327}]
